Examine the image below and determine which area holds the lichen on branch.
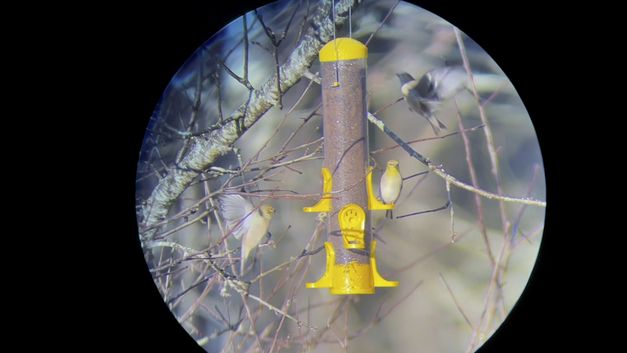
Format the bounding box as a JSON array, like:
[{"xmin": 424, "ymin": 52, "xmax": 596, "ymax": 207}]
[{"xmin": 140, "ymin": 0, "xmax": 361, "ymax": 241}]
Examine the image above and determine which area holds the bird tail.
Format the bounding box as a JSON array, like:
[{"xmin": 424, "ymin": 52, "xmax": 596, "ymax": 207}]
[{"xmin": 426, "ymin": 114, "xmax": 446, "ymax": 136}]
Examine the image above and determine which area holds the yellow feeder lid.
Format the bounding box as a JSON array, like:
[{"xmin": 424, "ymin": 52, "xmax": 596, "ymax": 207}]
[{"xmin": 319, "ymin": 38, "xmax": 368, "ymax": 62}]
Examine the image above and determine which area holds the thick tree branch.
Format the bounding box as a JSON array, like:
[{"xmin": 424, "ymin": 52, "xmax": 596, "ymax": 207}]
[{"xmin": 140, "ymin": 0, "xmax": 361, "ymax": 241}]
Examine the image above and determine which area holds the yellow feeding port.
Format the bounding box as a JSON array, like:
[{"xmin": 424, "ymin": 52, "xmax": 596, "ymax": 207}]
[
  {"xmin": 319, "ymin": 38, "xmax": 368, "ymax": 62},
  {"xmin": 306, "ymin": 241, "xmax": 399, "ymax": 295}
]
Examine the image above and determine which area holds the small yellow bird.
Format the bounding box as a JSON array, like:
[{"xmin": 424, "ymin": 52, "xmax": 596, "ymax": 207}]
[
  {"xmin": 379, "ymin": 160, "xmax": 402, "ymax": 219},
  {"xmin": 219, "ymin": 194, "xmax": 275, "ymax": 275}
]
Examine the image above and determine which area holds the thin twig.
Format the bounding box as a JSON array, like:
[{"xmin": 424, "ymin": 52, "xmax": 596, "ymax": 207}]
[
  {"xmin": 141, "ymin": 0, "xmax": 360, "ymax": 242},
  {"xmin": 304, "ymin": 72, "xmax": 545, "ymax": 207},
  {"xmin": 439, "ymin": 273, "xmax": 473, "ymax": 330},
  {"xmin": 367, "ymin": 112, "xmax": 546, "ymax": 207},
  {"xmin": 446, "ymin": 180, "xmax": 456, "ymax": 242},
  {"xmin": 207, "ymin": 258, "xmax": 307, "ymax": 328},
  {"xmin": 511, "ymin": 164, "xmax": 542, "ymax": 247},
  {"xmin": 371, "ymin": 96, "xmax": 403, "ymax": 116},
  {"xmin": 345, "ymin": 280, "xmax": 423, "ymax": 340},
  {"xmin": 392, "ymin": 226, "xmax": 473, "ymax": 276},
  {"xmin": 370, "ymin": 123, "xmax": 485, "ymax": 155},
  {"xmin": 395, "ymin": 200, "xmax": 450, "ymax": 219},
  {"xmin": 454, "ymin": 102, "xmax": 495, "ymax": 265},
  {"xmin": 365, "ymin": 0, "xmax": 400, "ymax": 46},
  {"xmin": 152, "ymin": 210, "xmax": 212, "ymax": 240},
  {"xmin": 402, "ymin": 170, "xmax": 429, "ymax": 181}
]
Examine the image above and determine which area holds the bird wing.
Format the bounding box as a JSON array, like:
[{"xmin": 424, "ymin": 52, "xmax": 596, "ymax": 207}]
[
  {"xmin": 428, "ymin": 66, "xmax": 468, "ymax": 99},
  {"xmin": 219, "ymin": 194, "xmax": 255, "ymax": 240},
  {"xmin": 380, "ymin": 172, "xmax": 402, "ymax": 204},
  {"xmin": 406, "ymin": 88, "xmax": 440, "ymax": 113},
  {"xmin": 415, "ymin": 71, "xmax": 438, "ymax": 100}
]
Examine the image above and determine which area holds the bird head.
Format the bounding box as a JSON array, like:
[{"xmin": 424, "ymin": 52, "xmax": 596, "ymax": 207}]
[
  {"xmin": 387, "ymin": 160, "xmax": 399, "ymax": 168},
  {"xmin": 260, "ymin": 204, "xmax": 275, "ymax": 220},
  {"xmin": 396, "ymin": 72, "xmax": 415, "ymax": 85}
]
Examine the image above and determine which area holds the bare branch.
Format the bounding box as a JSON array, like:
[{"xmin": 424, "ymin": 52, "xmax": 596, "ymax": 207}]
[
  {"xmin": 402, "ymin": 170, "xmax": 429, "ymax": 181},
  {"xmin": 439, "ymin": 273, "xmax": 473, "ymax": 330},
  {"xmin": 396, "ymin": 200, "xmax": 450, "ymax": 219},
  {"xmin": 367, "ymin": 112, "xmax": 547, "ymax": 208},
  {"xmin": 364, "ymin": 0, "xmax": 400, "ymax": 46},
  {"xmin": 254, "ymin": 3, "xmax": 299, "ymax": 109},
  {"xmin": 140, "ymin": 0, "xmax": 362, "ymax": 241},
  {"xmin": 454, "ymin": 102, "xmax": 495, "ymax": 264},
  {"xmin": 369, "ymin": 123, "xmax": 485, "ymax": 155},
  {"xmin": 344, "ymin": 280, "xmax": 423, "ymax": 340},
  {"xmin": 302, "ymin": 71, "xmax": 546, "ymax": 207}
]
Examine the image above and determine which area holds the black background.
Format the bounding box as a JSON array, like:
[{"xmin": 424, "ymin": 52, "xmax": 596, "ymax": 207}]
[{"xmin": 50, "ymin": 0, "xmax": 588, "ymax": 352}]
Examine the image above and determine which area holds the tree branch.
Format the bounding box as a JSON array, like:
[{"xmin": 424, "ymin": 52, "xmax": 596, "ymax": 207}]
[
  {"xmin": 367, "ymin": 112, "xmax": 546, "ymax": 208},
  {"xmin": 140, "ymin": 0, "xmax": 361, "ymax": 241},
  {"xmin": 304, "ymin": 69, "xmax": 546, "ymax": 207}
]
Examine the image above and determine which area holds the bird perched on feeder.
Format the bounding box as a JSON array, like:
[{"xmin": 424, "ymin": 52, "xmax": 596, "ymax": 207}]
[
  {"xmin": 396, "ymin": 66, "xmax": 470, "ymax": 135},
  {"xmin": 219, "ymin": 194, "xmax": 275, "ymax": 275},
  {"xmin": 380, "ymin": 160, "xmax": 403, "ymax": 219}
]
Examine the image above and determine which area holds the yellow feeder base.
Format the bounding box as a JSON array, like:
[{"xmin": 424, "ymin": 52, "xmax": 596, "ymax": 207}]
[{"xmin": 306, "ymin": 241, "xmax": 399, "ymax": 295}]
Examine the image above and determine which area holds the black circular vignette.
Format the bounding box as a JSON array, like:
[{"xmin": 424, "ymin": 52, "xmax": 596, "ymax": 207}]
[
  {"xmin": 413, "ymin": 2, "xmax": 574, "ymax": 353},
  {"xmin": 91, "ymin": 1, "xmax": 572, "ymax": 352},
  {"xmin": 88, "ymin": 1, "xmax": 272, "ymax": 352}
]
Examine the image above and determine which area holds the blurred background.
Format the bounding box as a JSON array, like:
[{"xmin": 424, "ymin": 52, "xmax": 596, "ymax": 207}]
[{"xmin": 135, "ymin": 1, "xmax": 545, "ymax": 352}]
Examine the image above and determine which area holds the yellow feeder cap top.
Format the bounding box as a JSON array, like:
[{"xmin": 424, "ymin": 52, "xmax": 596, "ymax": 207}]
[{"xmin": 319, "ymin": 38, "xmax": 368, "ymax": 62}]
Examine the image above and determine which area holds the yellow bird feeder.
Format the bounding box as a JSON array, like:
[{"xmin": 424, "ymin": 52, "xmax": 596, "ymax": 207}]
[{"xmin": 303, "ymin": 38, "xmax": 399, "ymax": 295}]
